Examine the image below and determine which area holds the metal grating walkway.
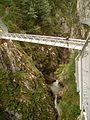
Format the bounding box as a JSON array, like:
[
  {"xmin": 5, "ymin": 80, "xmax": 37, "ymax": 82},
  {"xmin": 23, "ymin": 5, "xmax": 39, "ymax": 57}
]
[{"xmin": 1, "ymin": 32, "xmax": 85, "ymax": 50}]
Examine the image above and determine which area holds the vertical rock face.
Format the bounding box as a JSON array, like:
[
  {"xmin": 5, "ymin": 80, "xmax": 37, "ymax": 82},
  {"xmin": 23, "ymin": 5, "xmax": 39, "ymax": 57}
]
[
  {"xmin": 77, "ymin": 0, "xmax": 90, "ymax": 38},
  {"xmin": 0, "ymin": 41, "xmax": 58, "ymax": 120},
  {"xmin": 77, "ymin": 0, "xmax": 90, "ymax": 21}
]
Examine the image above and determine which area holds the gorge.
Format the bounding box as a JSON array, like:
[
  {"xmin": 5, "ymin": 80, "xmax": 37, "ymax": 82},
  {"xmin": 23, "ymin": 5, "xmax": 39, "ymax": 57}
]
[{"xmin": 0, "ymin": 0, "xmax": 90, "ymax": 120}]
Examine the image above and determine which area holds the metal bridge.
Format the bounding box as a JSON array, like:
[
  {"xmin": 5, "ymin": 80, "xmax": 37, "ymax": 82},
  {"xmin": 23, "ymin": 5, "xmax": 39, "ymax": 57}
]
[
  {"xmin": 0, "ymin": 19, "xmax": 90, "ymax": 120},
  {"xmin": 0, "ymin": 18, "xmax": 85, "ymax": 50},
  {"xmin": 0, "ymin": 32, "xmax": 85, "ymax": 50}
]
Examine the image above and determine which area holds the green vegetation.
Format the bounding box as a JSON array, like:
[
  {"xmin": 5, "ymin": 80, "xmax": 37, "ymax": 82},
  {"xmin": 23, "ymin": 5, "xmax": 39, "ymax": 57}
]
[
  {"xmin": 0, "ymin": 41, "xmax": 57, "ymax": 119},
  {"xmin": 0, "ymin": 4, "xmax": 5, "ymax": 16},
  {"xmin": 0, "ymin": 69, "xmax": 56, "ymax": 119},
  {"xmin": 0, "ymin": 0, "xmax": 78, "ymax": 36},
  {"xmin": 55, "ymin": 51, "xmax": 80, "ymax": 120},
  {"xmin": 0, "ymin": 0, "xmax": 82, "ymax": 119}
]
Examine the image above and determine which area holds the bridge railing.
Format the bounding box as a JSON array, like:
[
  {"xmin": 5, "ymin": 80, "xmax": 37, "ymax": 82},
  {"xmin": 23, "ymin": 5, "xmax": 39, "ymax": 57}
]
[
  {"xmin": 75, "ymin": 35, "xmax": 90, "ymax": 120},
  {"xmin": 1, "ymin": 32, "xmax": 85, "ymax": 50}
]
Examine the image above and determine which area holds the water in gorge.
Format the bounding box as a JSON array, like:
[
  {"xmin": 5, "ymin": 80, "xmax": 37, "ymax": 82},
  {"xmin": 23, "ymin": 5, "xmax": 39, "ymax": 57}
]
[{"xmin": 50, "ymin": 80, "xmax": 61, "ymax": 117}]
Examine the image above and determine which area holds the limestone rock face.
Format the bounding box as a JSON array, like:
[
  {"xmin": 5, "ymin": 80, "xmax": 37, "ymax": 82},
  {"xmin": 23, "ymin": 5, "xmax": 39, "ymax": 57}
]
[
  {"xmin": 77, "ymin": 0, "xmax": 90, "ymax": 21},
  {"xmin": 0, "ymin": 41, "xmax": 58, "ymax": 120}
]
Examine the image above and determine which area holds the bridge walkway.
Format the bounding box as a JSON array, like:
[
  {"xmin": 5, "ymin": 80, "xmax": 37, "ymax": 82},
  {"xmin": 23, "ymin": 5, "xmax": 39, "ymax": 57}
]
[{"xmin": 0, "ymin": 32, "xmax": 85, "ymax": 50}]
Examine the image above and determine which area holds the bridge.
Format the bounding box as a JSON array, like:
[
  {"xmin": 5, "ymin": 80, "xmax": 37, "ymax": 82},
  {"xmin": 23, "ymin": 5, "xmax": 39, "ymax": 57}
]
[
  {"xmin": 0, "ymin": 19, "xmax": 90, "ymax": 120},
  {"xmin": 0, "ymin": 32, "xmax": 85, "ymax": 50},
  {"xmin": 0, "ymin": 18, "xmax": 85, "ymax": 50}
]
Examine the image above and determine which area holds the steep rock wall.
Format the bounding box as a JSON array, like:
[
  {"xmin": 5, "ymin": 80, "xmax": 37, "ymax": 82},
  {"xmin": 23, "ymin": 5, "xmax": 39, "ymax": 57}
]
[
  {"xmin": 0, "ymin": 41, "xmax": 58, "ymax": 120},
  {"xmin": 77, "ymin": 0, "xmax": 90, "ymax": 21}
]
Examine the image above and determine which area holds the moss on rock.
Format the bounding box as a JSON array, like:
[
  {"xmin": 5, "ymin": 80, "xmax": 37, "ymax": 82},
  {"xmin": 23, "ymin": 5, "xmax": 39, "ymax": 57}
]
[{"xmin": 0, "ymin": 41, "xmax": 58, "ymax": 120}]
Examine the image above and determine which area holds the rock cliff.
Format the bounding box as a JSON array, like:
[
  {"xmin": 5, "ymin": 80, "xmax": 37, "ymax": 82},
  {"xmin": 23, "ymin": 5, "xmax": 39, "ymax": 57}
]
[
  {"xmin": 77, "ymin": 0, "xmax": 90, "ymax": 21},
  {"xmin": 0, "ymin": 41, "xmax": 58, "ymax": 120}
]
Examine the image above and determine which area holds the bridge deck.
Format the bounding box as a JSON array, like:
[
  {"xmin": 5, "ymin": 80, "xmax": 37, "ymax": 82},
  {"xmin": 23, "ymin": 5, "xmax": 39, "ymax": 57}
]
[{"xmin": 0, "ymin": 33, "xmax": 85, "ymax": 50}]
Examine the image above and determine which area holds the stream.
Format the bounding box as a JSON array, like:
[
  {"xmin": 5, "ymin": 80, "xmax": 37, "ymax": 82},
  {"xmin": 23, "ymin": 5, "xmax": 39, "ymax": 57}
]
[{"xmin": 50, "ymin": 80, "xmax": 61, "ymax": 118}]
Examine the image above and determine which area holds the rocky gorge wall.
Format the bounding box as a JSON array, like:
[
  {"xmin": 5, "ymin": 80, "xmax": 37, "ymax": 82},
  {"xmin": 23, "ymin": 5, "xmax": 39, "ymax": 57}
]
[
  {"xmin": 0, "ymin": 0, "xmax": 88, "ymax": 119},
  {"xmin": 77, "ymin": 0, "xmax": 90, "ymax": 21},
  {"xmin": 0, "ymin": 41, "xmax": 58, "ymax": 120}
]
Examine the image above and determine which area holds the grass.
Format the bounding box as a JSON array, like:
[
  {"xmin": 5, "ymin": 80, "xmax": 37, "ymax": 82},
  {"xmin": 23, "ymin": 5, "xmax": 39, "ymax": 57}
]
[{"xmin": 55, "ymin": 51, "xmax": 80, "ymax": 120}]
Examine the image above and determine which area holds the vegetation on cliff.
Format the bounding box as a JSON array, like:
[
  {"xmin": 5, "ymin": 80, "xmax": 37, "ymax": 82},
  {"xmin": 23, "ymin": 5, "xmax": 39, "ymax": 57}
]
[
  {"xmin": 0, "ymin": 0, "xmax": 84, "ymax": 119},
  {"xmin": 55, "ymin": 51, "xmax": 80, "ymax": 120},
  {"xmin": 0, "ymin": 0, "xmax": 78, "ymax": 36},
  {"xmin": 0, "ymin": 42, "xmax": 58, "ymax": 120}
]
